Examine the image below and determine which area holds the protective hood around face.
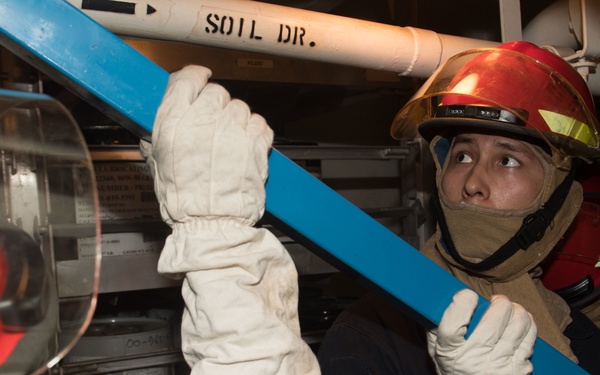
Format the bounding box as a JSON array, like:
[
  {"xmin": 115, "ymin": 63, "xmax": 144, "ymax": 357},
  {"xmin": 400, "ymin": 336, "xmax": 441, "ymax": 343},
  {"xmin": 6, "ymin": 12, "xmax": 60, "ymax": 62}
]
[{"xmin": 430, "ymin": 135, "xmax": 583, "ymax": 282}]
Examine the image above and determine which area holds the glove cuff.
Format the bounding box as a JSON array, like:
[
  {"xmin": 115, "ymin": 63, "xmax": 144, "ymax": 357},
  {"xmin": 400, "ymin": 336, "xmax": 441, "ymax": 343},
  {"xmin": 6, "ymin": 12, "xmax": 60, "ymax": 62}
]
[{"xmin": 157, "ymin": 218, "xmax": 279, "ymax": 276}]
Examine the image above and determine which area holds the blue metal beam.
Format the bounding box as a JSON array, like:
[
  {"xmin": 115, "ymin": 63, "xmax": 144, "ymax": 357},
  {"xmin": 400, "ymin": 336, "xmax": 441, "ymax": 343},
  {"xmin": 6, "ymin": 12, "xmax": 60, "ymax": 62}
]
[{"xmin": 0, "ymin": 1, "xmax": 587, "ymax": 373}]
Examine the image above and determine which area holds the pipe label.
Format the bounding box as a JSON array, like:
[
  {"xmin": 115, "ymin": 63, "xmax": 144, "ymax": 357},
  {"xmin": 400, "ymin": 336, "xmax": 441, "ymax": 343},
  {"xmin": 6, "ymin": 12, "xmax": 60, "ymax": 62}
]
[{"xmin": 201, "ymin": 6, "xmax": 317, "ymax": 48}]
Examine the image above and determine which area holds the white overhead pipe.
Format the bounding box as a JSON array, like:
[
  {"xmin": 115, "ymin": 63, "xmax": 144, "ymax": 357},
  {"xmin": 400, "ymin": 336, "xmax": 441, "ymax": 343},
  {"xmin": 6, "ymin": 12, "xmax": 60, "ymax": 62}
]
[
  {"xmin": 523, "ymin": 0, "xmax": 579, "ymax": 51},
  {"xmin": 524, "ymin": 0, "xmax": 600, "ymax": 94},
  {"xmin": 65, "ymin": 0, "xmax": 498, "ymax": 79}
]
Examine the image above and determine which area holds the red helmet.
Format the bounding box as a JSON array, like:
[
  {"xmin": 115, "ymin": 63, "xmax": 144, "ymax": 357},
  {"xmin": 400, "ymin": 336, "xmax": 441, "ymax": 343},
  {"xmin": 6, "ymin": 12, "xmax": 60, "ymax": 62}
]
[{"xmin": 391, "ymin": 41, "xmax": 600, "ymax": 158}]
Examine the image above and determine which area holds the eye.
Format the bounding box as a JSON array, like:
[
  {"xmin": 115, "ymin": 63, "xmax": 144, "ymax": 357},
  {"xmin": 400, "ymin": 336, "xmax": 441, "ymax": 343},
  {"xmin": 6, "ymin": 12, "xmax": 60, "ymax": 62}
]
[
  {"xmin": 500, "ymin": 156, "xmax": 521, "ymax": 167},
  {"xmin": 456, "ymin": 152, "xmax": 473, "ymax": 164}
]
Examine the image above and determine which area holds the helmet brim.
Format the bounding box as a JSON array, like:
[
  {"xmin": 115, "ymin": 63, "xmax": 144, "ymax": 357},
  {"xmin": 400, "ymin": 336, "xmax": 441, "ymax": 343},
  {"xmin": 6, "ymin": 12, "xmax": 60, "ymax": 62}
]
[{"xmin": 418, "ymin": 117, "xmax": 600, "ymax": 159}]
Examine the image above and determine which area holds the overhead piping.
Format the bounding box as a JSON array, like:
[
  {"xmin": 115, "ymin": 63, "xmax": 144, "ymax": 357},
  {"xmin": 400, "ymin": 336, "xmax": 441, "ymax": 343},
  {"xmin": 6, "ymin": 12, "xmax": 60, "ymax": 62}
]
[
  {"xmin": 524, "ymin": 0, "xmax": 600, "ymax": 94},
  {"xmin": 65, "ymin": 0, "xmax": 498, "ymax": 79}
]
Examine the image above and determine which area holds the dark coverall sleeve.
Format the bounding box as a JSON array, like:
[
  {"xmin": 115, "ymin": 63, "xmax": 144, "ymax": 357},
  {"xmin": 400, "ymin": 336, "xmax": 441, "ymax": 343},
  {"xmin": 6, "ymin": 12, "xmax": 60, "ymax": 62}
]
[{"xmin": 317, "ymin": 293, "xmax": 436, "ymax": 375}]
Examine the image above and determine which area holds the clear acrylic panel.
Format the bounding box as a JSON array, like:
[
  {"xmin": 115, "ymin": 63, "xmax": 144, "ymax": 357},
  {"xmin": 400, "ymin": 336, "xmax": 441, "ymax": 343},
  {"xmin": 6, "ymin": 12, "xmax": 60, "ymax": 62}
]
[{"xmin": 0, "ymin": 89, "xmax": 100, "ymax": 374}]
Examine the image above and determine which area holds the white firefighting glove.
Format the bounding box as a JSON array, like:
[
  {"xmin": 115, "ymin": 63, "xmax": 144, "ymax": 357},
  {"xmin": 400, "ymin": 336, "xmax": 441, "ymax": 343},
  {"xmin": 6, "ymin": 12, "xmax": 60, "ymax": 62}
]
[
  {"xmin": 427, "ymin": 289, "xmax": 537, "ymax": 375},
  {"xmin": 141, "ymin": 65, "xmax": 320, "ymax": 375}
]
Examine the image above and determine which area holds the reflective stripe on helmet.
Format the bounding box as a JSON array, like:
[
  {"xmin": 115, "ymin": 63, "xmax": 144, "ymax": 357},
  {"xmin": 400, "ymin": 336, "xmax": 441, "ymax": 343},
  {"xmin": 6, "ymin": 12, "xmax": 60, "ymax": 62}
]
[{"xmin": 540, "ymin": 109, "xmax": 598, "ymax": 147}]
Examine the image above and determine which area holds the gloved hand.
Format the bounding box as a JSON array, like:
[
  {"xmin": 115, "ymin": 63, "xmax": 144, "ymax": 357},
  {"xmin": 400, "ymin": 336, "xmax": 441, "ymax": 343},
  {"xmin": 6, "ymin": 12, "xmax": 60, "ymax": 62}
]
[
  {"xmin": 142, "ymin": 65, "xmax": 270, "ymax": 228},
  {"xmin": 141, "ymin": 66, "xmax": 320, "ymax": 374},
  {"xmin": 427, "ymin": 289, "xmax": 537, "ymax": 375}
]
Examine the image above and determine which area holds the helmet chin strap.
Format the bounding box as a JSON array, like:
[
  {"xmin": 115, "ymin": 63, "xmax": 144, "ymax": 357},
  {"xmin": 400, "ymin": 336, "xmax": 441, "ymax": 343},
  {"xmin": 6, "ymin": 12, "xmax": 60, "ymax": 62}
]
[{"xmin": 432, "ymin": 161, "xmax": 579, "ymax": 272}]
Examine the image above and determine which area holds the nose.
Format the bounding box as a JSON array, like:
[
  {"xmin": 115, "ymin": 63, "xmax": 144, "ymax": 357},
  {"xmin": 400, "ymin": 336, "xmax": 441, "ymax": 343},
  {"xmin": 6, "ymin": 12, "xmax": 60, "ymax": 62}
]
[{"xmin": 462, "ymin": 163, "xmax": 490, "ymax": 202}]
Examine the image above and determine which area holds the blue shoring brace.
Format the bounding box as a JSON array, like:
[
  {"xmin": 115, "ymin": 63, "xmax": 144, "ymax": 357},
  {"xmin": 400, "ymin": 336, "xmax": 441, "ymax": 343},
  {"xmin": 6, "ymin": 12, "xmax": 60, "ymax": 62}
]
[{"xmin": 0, "ymin": 1, "xmax": 588, "ymax": 373}]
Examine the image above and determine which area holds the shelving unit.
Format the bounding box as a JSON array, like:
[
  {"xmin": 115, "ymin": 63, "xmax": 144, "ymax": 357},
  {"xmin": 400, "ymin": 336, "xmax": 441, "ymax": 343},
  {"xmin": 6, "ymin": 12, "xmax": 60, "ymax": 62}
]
[{"xmin": 50, "ymin": 140, "xmax": 429, "ymax": 374}]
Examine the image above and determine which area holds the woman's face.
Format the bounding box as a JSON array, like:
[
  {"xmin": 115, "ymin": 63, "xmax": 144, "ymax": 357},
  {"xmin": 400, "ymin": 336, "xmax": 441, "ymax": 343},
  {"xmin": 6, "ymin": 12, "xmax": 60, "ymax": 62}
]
[{"xmin": 440, "ymin": 133, "xmax": 545, "ymax": 210}]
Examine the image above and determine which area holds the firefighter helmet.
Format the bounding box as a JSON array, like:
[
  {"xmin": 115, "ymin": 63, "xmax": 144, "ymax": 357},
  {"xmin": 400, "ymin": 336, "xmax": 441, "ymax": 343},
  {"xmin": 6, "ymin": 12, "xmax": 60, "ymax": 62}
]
[{"xmin": 391, "ymin": 41, "xmax": 600, "ymax": 158}]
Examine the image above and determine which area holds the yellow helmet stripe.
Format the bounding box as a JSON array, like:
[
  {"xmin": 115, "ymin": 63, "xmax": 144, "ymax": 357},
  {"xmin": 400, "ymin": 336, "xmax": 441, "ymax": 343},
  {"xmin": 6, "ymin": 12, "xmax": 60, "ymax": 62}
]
[{"xmin": 539, "ymin": 109, "xmax": 598, "ymax": 146}]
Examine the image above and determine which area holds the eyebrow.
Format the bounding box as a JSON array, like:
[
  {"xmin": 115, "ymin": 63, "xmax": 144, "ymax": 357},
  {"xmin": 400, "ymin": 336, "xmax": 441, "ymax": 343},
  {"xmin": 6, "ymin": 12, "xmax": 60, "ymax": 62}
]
[
  {"xmin": 453, "ymin": 135, "xmax": 476, "ymax": 145},
  {"xmin": 454, "ymin": 135, "xmax": 536, "ymax": 159}
]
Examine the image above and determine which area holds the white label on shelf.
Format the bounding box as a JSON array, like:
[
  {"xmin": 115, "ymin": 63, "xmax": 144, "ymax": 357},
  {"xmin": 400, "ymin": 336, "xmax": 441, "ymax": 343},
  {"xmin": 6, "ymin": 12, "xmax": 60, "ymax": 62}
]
[
  {"xmin": 75, "ymin": 162, "xmax": 160, "ymax": 223},
  {"xmin": 73, "ymin": 166, "xmax": 97, "ymax": 224},
  {"xmin": 79, "ymin": 232, "xmax": 166, "ymax": 258},
  {"xmin": 75, "ymin": 161, "xmax": 165, "ymax": 259}
]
